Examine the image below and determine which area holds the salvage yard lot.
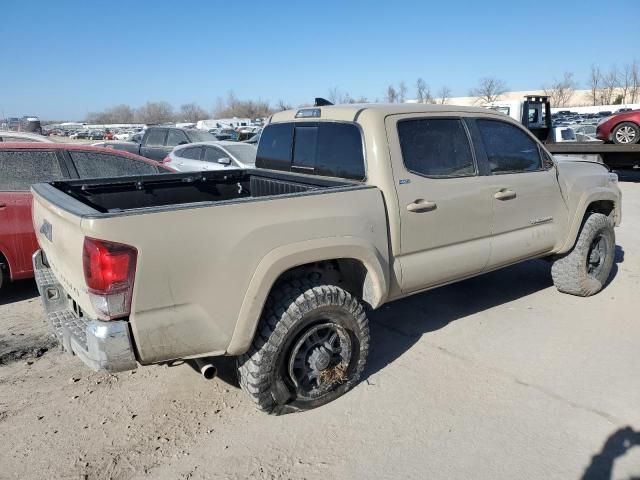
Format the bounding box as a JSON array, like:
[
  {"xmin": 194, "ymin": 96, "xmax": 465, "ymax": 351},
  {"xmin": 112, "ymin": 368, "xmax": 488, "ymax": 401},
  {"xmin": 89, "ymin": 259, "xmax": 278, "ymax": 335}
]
[{"xmin": 1, "ymin": 179, "xmax": 639, "ymax": 480}]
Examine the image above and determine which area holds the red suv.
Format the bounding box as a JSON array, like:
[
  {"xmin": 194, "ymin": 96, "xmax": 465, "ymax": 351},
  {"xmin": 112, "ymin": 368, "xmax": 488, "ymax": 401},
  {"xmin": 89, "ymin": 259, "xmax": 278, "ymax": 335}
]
[
  {"xmin": 0, "ymin": 143, "xmax": 172, "ymax": 290},
  {"xmin": 596, "ymin": 110, "xmax": 640, "ymax": 144}
]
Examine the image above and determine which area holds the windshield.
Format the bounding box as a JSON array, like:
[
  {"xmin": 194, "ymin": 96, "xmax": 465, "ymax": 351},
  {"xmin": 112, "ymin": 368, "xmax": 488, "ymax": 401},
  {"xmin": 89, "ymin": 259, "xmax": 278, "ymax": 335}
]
[
  {"xmin": 187, "ymin": 130, "xmax": 217, "ymax": 142},
  {"xmin": 225, "ymin": 144, "xmax": 257, "ymax": 166}
]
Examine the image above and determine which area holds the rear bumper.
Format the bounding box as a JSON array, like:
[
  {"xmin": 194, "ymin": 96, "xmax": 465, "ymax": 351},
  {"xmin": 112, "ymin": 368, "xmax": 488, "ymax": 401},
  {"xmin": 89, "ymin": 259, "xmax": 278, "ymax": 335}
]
[{"xmin": 33, "ymin": 250, "xmax": 137, "ymax": 372}]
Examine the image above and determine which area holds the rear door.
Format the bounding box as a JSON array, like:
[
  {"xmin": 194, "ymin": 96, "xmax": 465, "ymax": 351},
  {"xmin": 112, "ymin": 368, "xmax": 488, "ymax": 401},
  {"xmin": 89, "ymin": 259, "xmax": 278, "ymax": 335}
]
[
  {"xmin": 140, "ymin": 128, "xmax": 168, "ymax": 160},
  {"xmin": 473, "ymin": 118, "xmax": 566, "ymax": 267},
  {"xmin": 385, "ymin": 114, "xmax": 495, "ymax": 293},
  {"xmin": 173, "ymin": 146, "xmax": 204, "ymax": 170},
  {"xmin": 0, "ymin": 150, "xmax": 67, "ymax": 278}
]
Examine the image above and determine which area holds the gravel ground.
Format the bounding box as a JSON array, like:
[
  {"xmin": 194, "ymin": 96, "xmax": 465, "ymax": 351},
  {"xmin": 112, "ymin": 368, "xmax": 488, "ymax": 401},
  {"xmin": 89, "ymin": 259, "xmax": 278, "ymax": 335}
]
[{"xmin": 1, "ymin": 178, "xmax": 639, "ymax": 480}]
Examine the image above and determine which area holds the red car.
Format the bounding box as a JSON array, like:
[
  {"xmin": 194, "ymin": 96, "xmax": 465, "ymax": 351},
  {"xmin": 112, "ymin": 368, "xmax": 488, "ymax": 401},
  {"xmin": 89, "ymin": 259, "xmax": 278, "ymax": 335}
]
[
  {"xmin": 596, "ymin": 110, "xmax": 640, "ymax": 144},
  {"xmin": 0, "ymin": 143, "xmax": 172, "ymax": 290}
]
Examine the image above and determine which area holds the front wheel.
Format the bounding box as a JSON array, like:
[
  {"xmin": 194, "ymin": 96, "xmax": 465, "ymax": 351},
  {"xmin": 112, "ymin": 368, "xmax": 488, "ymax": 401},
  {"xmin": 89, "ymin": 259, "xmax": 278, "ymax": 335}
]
[
  {"xmin": 612, "ymin": 122, "xmax": 640, "ymax": 145},
  {"xmin": 237, "ymin": 280, "xmax": 369, "ymax": 414},
  {"xmin": 551, "ymin": 213, "xmax": 615, "ymax": 296}
]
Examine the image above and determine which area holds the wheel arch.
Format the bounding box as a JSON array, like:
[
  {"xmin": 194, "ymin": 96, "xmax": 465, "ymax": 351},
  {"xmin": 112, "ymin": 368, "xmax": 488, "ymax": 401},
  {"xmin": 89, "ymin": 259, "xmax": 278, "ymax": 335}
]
[
  {"xmin": 226, "ymin": 237, "xmax": 389, "ymax": 355},
  {"xmin": 558, "ymin": 191, "xmax": 618, "ymax": 254},
  {"xmin": 0, "ymin": 244, "xmax": 15, "ymax": 282}
]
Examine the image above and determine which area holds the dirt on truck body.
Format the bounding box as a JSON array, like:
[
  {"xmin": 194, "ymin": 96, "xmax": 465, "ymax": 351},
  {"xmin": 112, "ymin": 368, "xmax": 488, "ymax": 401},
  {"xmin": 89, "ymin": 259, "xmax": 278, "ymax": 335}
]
[{"xmin": 31, "ymin": 103, "xmax": 621, "ymax": 413}]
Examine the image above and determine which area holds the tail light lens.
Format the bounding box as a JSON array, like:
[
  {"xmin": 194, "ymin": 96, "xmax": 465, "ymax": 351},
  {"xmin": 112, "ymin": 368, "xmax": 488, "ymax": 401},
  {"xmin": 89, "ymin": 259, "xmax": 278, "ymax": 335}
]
[{"xmin": 83, "ymin": 237, "xmax": 137, "ymax": 320}]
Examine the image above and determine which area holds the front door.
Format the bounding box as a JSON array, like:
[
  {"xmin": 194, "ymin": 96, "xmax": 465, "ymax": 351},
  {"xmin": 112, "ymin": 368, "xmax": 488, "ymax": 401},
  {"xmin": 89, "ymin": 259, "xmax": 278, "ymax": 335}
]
[
  {"xmin": 472, "ymin": 118, "xmax": 567, "ymax": 268},
  {"xmin": 385, "ymin": 114, "xmax": 495, "ymax": 293}
]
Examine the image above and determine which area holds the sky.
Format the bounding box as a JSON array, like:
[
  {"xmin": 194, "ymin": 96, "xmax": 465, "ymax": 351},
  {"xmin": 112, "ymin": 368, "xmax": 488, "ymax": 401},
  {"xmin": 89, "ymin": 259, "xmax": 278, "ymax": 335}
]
[{"xmin": 1, "ymin": 0, "xmax": 637, "ymax": 120}]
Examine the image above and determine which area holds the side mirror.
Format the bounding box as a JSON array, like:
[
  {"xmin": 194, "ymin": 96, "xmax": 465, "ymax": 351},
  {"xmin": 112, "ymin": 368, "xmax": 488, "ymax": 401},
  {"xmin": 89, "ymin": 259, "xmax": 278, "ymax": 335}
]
[{"xmin": 218, "ymin": 157, "xmax": 231, "ymax": 166}]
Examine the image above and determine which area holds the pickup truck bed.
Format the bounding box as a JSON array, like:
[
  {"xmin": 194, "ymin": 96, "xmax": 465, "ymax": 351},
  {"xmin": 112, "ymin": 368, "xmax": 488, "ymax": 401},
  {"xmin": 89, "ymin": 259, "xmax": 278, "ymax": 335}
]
[
  {"xmin": 32, "ymin": 168, "xmax": 389, "ymax": 368},
  {"xmin": 46, "ymin": 169, "xmax": 357, "ymax": 214}
]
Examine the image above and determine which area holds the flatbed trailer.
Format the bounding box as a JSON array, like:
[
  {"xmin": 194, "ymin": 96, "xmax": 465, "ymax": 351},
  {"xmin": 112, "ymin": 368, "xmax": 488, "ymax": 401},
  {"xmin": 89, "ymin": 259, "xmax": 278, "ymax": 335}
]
[{"xmin": 547, "ymin": 143, "xmax": 640, "ymax": 169}]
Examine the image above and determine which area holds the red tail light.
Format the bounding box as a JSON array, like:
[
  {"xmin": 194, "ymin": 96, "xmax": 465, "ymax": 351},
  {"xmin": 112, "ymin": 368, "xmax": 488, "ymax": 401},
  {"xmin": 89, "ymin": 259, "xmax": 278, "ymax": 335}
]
[{"xmin": 83, "ymin": 237, "xmax": 137, "ymax": 320}]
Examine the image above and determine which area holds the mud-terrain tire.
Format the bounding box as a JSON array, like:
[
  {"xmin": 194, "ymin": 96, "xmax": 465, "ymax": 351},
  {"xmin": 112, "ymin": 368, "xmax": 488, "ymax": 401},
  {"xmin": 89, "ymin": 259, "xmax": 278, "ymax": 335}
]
[
  {"xmin": 551, "ymin": 213, "xmax": 615, "ymax": 296},
  {"xmin": 237, "ymin": 280, "xmax": 369, "ymax": 414}
]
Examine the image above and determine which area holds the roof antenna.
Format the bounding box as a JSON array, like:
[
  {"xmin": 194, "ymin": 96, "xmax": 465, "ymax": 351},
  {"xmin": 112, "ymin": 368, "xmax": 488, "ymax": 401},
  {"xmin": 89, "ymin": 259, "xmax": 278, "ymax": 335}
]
[{"xmin": 314, "ymin": 97, "xmax": 333, "ymax": 107}]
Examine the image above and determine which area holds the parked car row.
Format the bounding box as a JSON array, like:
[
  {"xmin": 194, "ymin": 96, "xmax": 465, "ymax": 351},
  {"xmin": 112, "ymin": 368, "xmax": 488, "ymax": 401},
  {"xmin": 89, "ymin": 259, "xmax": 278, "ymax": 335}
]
[{"xmin": 0, "ymin": 144, "xmax": 172, "ymax": 289}]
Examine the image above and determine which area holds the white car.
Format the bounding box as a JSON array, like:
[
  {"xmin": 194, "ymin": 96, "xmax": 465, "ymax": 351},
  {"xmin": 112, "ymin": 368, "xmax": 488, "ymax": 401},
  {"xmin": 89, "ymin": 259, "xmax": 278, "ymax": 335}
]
[
  {"xmin": 0, "ymin": 131, "xmax": 54, "ymax": 143},
  {"xmin": 114, "ymin": 132, "xmax": 132, "ymax": 140},
  {"xmin": 164, "ymin": 141, "xmax": 257, "ymax": 172}
]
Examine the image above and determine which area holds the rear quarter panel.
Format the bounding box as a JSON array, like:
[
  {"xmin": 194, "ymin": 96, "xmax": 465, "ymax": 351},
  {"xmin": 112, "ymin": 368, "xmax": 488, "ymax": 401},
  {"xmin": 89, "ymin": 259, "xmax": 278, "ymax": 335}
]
[{"xmin": 82, "ymin": 186, "xmax": 390, "ymax": 363}]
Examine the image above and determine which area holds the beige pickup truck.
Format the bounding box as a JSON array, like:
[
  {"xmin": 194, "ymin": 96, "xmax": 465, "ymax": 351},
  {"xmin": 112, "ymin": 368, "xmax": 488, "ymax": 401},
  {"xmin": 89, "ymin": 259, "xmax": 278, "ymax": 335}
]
[{"xmin": 32, "ymin": 104, "xmax": 621, "ymax": 414}]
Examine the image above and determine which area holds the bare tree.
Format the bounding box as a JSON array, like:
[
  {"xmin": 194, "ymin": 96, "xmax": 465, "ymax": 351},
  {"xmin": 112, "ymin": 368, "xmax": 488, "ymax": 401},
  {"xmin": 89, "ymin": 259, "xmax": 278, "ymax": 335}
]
[
  {"xmin": 135, "ymin": 101, "xmax": 175, "ymax": 124},
  {"xmin": 179, "ymin": 103, "xmax": 208, "ymax": 122},
  {"xmin": 631, "ymin": 60, "xmax": 640, "ymax": 104},
  {"xmin": 86, "ymin": 104, "xmax": 135, "ymax": 124},
  {"xmin": 619, "ymin": 64, "xmax": 633, "ymax": 104},
  {"xmin": 437, "ymin": 86, "xmax": 452, "ymax": 104},
  {"xmin": 386, "ymin": 85, "xmax": 399, "ymax": 103},
  {"xmin": 588, "ymin": 65, "xmax": 603, "ymax": 106},
  {"xmin": 543, "ymin": 72, "xmax": 577, "ymax": 107},
  {"xmin": 470, "ymin": 77, "xmax": 507, "ymax": 103},
  {"xmin": 213, "ymin": 91, "xmax": 272, "ymax": 118},
  {"xmin": 277, "ymin": 99, "xmax": 291, "ymax": 111},
  {"xmin": 327, "ymin": 87, "xmax": 350, "ymax": 104},
  {"xmin": 398, "ymin": 81, "xmax": 408, "ymax": 103},
  {"xmin": 601, "ymin": 66, "xmax": 619, "ymax": 105},
  {"xmin": 415, "ymin": 78, "xmax": 433, "ymax": 103}
]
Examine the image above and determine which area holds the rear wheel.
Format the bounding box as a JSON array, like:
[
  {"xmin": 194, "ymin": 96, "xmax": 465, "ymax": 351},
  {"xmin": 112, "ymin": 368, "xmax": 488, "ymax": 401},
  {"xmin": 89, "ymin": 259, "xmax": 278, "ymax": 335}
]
[
  {"xmin": 237, "ymin": 280, "xmax": 369, "ymax": 414},
  {"xmin": 551, "ymin": 213, "xmax": 615, "ymax": 296},
  {"xmin": 612, "ymin": 122, "xmax": 640, "ymax": 144}
]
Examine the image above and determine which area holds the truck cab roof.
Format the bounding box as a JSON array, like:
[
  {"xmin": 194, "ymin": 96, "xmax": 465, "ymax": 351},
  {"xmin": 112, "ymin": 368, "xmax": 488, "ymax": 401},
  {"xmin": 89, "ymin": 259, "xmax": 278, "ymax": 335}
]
[{"xmin": 270, "ymin": 103, "xmax": 504, "ymax": 124}]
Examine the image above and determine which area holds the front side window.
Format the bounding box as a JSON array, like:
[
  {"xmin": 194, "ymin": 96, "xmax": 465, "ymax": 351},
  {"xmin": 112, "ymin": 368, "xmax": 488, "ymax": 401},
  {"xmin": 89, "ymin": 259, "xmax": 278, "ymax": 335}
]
[
  {"xmin": 0, "ymin": 150, "xmax": 64, "ymax": 190},
  {"xmin": 166, "ymin": 129, "xmax": 189, "ymax": 147},
  {"xmin": 477, "ymin": 119, "xmax": 542, "ymax": 174},
  {"xmin": 69, "ymin": 151, "xmax": 160, "ymax": 178},
  {"xmin": 397, "ymin": 118, "xmax": 475, "ymax": 178},
  {"xmin": 144, "ymin": 129, "xmax": 166, "ymax": 147},
  {"xmin": 203, "ymin": 147, "xmax": 228, "ymax": 163}
]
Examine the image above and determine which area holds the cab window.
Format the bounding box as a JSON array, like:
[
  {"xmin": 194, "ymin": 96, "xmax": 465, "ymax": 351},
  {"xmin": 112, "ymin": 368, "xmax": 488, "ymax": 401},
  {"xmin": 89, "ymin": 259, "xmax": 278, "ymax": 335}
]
[
  {"xmin": 397, "ymin": 118, "xmax": 475, "ymax": 178},
  {"xmin": 476, "ymin": 119, "xmax": 542, "ymax": 174}
]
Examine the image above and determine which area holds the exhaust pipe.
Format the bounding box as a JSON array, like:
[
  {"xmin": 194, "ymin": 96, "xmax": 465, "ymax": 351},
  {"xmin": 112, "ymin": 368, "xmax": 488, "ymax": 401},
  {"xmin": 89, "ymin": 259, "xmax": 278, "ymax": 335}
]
[{"xmin": 194, "ymin": 358, "xmax": 217, "ymax": 380}]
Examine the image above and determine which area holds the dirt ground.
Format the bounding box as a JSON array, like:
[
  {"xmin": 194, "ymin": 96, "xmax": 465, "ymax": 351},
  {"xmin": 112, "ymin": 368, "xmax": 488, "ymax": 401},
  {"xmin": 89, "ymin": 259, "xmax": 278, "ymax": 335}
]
[{"xmin": 1, "ymin": 178, "xmax": 639, "ymax": 480}]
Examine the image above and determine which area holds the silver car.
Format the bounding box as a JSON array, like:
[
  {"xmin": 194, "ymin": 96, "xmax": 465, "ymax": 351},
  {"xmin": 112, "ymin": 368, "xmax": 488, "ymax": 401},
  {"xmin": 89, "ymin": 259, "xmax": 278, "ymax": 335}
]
[{"xmin": 164, "ymin": 141, "xmax": 257, "ymax": 172}]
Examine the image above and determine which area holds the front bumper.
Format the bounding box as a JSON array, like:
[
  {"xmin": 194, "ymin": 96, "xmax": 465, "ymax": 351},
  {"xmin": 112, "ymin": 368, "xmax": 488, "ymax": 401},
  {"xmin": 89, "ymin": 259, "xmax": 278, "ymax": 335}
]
[{"xmin": 33, "ymin": 250, "xmax": 137, "ymax": 372}]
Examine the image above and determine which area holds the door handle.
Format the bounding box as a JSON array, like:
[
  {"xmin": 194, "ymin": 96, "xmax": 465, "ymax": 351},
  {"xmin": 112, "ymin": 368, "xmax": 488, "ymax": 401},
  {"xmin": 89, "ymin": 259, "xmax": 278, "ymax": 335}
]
[
  {"xmin": 0, "ymin": 203, "xmax": 6, "ymax": 210},
  {"xmin": 407, "ymin": 199, "xmax": 437, "ymax": 213},
  {"xmin": 494, "ymin": 189, "xmax": 516, "ymax": 200}
]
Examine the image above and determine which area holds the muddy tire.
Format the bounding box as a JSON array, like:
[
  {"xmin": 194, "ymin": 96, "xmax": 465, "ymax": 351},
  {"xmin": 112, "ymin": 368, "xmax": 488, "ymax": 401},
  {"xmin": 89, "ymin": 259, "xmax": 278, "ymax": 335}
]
[
  {"xmin": 551, "ymin": 213, "xmax": 615, "ymax": 296},
  {"xmin": 237, "ymin": 280, "xmax": 369, "ymax": 414}
]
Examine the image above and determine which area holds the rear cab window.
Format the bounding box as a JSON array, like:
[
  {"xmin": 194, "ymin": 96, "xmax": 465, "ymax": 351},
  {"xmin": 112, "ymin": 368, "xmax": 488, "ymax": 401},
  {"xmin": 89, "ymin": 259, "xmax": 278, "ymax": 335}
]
[{"xmin": 256, "ymin": 122, "xmax": 365, "ymax": 180}]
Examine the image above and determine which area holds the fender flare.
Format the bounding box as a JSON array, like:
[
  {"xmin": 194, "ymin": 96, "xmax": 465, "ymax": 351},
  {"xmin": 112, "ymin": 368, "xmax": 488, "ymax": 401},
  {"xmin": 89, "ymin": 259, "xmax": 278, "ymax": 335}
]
[
  {"xmin": 226, "ymin": 236, "xmax": 389, "ymax": 355},
  {"xmin": 558, "ymin": 188, "xmax": 619, "ymax": 253}
]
